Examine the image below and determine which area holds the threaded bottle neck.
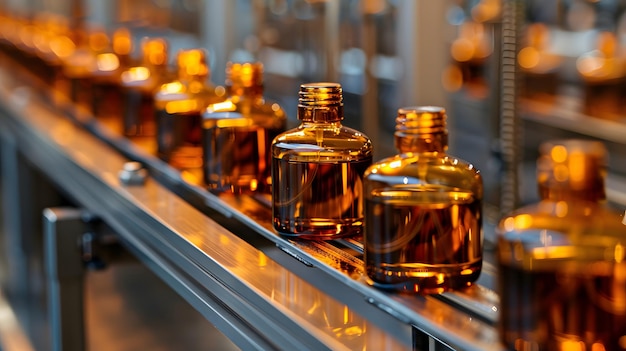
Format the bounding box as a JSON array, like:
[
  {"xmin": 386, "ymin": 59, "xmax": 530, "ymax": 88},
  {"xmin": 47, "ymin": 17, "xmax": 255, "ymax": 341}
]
[
  {"xmin": 394, "ymin": 106, "xmax": 448, "ymax": 153},
  {"xmin": 297, "ymin": 82, "xmax": 343, "ymax": 122},
  {"xmin": 176, "ymin": 49, "xmax": 208, "ymax": 81},
  {"xmin": 226, "ymin": 62, "xmax": 263, "ymax": 96},
  {"xmin": 537, "ymin": 140, "xmax": 607, "ymax": 202}
]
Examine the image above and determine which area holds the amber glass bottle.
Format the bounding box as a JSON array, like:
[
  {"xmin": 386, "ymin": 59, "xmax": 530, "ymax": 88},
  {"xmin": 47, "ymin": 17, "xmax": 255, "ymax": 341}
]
[
  {"xmin": 155, "ymin": 49, "xmax": 225, "ymax": 170},
  {"xmin": 497, "ymin": 139, "xmax": 626, "ymax": 351},
  {"xmin": 203, "ymin": 62, "xmax": 286, "ymax": 194},
  {"xmin": 363, "ymin": 106, "xmax": 483, "ymax": 294},
  {"xmin": 61, "ymin": 28, "xmax": 99, "ymax": 108},
  {"xmin": 90, "ymin": 27, "xmax": 134, "ymax": 119},
  {"xmin": 272, "ymin": 82, "xmax": 372, "ymax": 240},
  {"xmin": 120, "ymin": 37, "xmax": 170, "ymax": 137}
]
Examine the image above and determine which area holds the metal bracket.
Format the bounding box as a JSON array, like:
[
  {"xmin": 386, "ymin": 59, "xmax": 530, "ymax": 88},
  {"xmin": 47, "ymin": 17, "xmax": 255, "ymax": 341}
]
[{"xmin": 43, "ymin": 207, "xmax": 88, "ymax": 351}]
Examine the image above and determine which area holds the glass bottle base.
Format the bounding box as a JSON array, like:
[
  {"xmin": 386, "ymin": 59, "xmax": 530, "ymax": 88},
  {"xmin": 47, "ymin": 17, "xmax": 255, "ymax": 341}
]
[
  {"xmin": 273, "ymin": 218, "xmax": 363, "ymax": 240},
  {"xmin": 366, "ymin": 259, "xmax": 482, "ymax": 294}
]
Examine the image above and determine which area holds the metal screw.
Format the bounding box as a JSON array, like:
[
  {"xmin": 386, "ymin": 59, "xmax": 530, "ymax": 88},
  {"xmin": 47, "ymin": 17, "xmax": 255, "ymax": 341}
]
[{"xmin": 118, "ymin": 161, "xmax": 148, "ymax": 185}]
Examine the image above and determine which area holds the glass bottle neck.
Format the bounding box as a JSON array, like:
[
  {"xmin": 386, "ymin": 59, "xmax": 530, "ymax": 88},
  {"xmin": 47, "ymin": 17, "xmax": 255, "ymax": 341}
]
[
  {"xmin": 176, "ymin": 49, "xmax": 208, "ymax": 84},
  {"xmin": 227, "ymin": 85, "xmax": 263, "ymax": 97},
  {"xmin": 226, "ymin": 62, "xmax": 264, "ymax": 98},
  {"xmin": 538, "ymin": 186, "xmax": 606, "ymax": 202},
  {"xmin": 394, "ymin": 106, "xmax": 448, "ymax": 154},
  {"xmin": 395, "ymin": 135, "xmax": 448, "ymax": 153},
  {"xmin": 141, "ymin": 38, "xmax": 168, "ymax": 72},
  {"xmin": 297, "ymin": 82, "xmax": 343, "ymax": 122}
]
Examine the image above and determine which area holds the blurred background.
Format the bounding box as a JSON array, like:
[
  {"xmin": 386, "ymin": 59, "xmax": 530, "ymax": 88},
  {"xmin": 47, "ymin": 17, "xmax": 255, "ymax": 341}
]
[
  {"xmin": 2, "ymin": 0, "xmax": 626, "ymax": 231},
  {"xmin": 2, "ymin": 0, "xmax": 626, "ymax": 349}
]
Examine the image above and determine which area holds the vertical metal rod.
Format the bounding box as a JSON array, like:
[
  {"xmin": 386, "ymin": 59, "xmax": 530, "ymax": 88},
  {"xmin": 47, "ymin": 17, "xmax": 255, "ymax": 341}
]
[
  {"xmin": 43, "ymin": 207, "xmax": 86, "ymax": 351},
  {"xmin": 499, "ymin": 0, "xmax": 524, "ymax": 215}
]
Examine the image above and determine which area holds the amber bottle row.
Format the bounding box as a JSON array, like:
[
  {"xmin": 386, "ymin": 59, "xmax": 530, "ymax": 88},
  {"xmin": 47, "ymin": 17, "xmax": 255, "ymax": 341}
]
[{"xmin": 2, "ymin": 15, "xmax": 626, "ymax": 350}]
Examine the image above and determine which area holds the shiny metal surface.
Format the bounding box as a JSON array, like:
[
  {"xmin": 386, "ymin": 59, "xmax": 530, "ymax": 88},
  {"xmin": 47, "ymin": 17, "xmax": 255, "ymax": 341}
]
[{"xmin": 0, "ymin": 54, "xmax": 505, "ymax": 350}]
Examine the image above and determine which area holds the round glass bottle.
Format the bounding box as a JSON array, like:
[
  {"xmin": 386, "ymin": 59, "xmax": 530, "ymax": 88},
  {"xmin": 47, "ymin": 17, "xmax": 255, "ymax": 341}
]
[
  {"xmin": 272, "ymin": 82, "xmax": 373, "ymax": 239},
  {"xmin": 203, "ymin": 62, "xmax": 286, "ymax": 194},
  {"xmin": 155, "ymin": 49, "xmax": 225, "ymax": 173},
  {"xmin": 497, "ymin": 139, "xmax": 626, "ymax": 351},
  {"xmin": 363, "ymin": 106, "xmax": 483, "ymax": 294}
]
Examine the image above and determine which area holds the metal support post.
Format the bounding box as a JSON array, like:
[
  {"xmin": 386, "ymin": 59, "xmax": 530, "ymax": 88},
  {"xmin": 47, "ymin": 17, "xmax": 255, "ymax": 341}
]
[{"xmin": 43, "ymin": 207, "xmax": 87, "ymax": 351}]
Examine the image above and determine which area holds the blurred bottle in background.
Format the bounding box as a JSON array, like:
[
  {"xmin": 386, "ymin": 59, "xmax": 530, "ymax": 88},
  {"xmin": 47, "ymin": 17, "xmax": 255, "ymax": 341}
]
[
  {"xmin": 155, "ymin": 48, "xmax": 225, "ymax": 174},
  {"xmin": 203, "ymin": 62, "xmax": 286, "ymax": 194},
  {"xmin": 121, "ymin": 37, "xmax": 171, "ymax": 138},
  {"xmin": 497, "ymin": 139, "xmax": 626, "ymax": 351}
]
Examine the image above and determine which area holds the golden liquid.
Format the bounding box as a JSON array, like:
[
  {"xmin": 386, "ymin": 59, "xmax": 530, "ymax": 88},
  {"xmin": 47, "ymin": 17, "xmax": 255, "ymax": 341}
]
[
  {"xmin": 156, "ymin": 109, "xmax": 203, "ymax": 169},
  {"xmin": 272, "ymin": 155, "xmax": 372, "ymax": 239},
  {"xmin": 203, "ymin": 120, "xmax": 283, "ymax": 194},
  {"xmin": 365, "ymin": 187, "xmax": 482, "ymax": 294},
  {"xmin": 92, "ymin": 81, "xmax": 122, "ymax": 118},
  {"xmin": 69, "ymin": 77, "xmax": 93, "ymax": 109},
  {"xmin": 123, "ymin": 89, "xmax": 155, "ymax": 137}
]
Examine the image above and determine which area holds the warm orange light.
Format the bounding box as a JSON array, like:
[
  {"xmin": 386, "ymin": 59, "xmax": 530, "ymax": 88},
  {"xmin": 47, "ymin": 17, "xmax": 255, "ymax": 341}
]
[
  {"xmin": 207, "ymin": 101, "xmax": 236, "ymax": 113},
  {"xmin": 89, "ymin": 31, "xmax": 109, "ymax": 53},
  {"xmin": 112, "ymin": 28, "xmax": 132, "ymax": 56},
  {"xmin": 555, "ymin": 201, "xmax": 568, "ymax": 217},
  {"xmin": 161, "ymin": 81, "xmax": 184, "ymax": 94},
  {"xmin": 96, "ymin": 53, "xmax": 120, "ymax": 72},
  {"xmin": 568, "ymin": 152, "xmax": 586, "ymax": 186},
  {"xmin": 560, "ymin": 340, "xmax": 585, "ymax": 351},
  {"xmin": 442, "ymin": 64, "xmax": 464, "ymax": 92},
  {"xmin": 177, "ymin": 49, "xmax": 208, "ymax": 78},
  {"xmin": 165, "ymin": 100, "xmax": 199, "ymax": 114},
  {"xmin": 471, "ymin": 0, "xmax": 501, "ymax": 23},
  {"xmin": 121, "ymin": 67, "xmax": 150, "ymax": 83},
  {"xmin": 216, "ymin": 117, "xmax": 253, "ymax": 128},
  {"xmin": 142, "ymin": 38, "xmax": 168, "ymax": 66},
  {"xmin": 518, "ymin": 47, "xmax": 540, "ymax": 69},
  {"xmin": 513, "ymin": 214, "xmax": 533, "ymax": 230},
  {"xmin": 551, "ymin": 145, "xmax": 568, "ymax": 163},
  {"xmin": 50, "ymin": 36, "xmax": 76, "ymax": 59},
  {"xmin": 451, "ymin": 38, "xmax": 475, "ymax": 62}
]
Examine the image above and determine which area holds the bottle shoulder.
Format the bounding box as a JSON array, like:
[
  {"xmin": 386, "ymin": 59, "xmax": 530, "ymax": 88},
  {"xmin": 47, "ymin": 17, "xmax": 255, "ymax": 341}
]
[
  {"xmin": 364, "ymin": 152, "xmax": 482, "ymax": 191},
  {"xmin": 154, "ymin": 81, "xmax": 225, "ymax": 113},
  {"xmin": 272, "ymin": 124, "xmax": 373, "ymax": 157},
  {"xmin": 203, "ymin": 96, "xmax": 287, "ymax": 128},
  {"xmin": 497, "ymin": 200, "xmax": 626, "ymax": 238}
]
